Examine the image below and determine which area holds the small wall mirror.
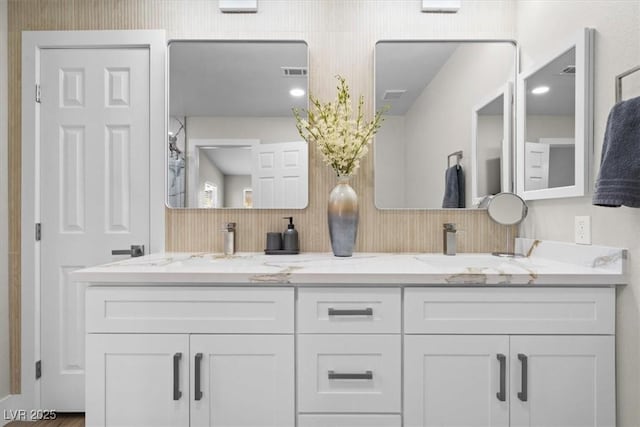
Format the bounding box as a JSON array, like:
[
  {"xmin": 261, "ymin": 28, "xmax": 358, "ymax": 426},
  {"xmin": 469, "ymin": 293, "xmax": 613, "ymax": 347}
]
[
  {"xmin": 471, "ymin": 83, "xmax": 513, "ymax": 205},
  {"xmin": 516, "ymin": 28, "xmax": 594, "ymax": 200},
  {"xmin": 374, "ymin": 40, "xmax": 517, "ymax": 209},
  {"xmin": 167, "ymin": 40, "xmax": 309, "ymax": 209}
]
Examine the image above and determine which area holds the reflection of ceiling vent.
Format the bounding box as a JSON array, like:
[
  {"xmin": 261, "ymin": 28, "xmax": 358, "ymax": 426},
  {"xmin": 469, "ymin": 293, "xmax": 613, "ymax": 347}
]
[
  {"xmin": 560, "ymin": 65, "xmax": 576, "ymax": 74},
  {"xmin": 281, "ymin": 67, "xmax": 308, "ymax": 77},
  {"xmin": 383, "ymin": 89, "xmax": 406, "ymax": 100}
]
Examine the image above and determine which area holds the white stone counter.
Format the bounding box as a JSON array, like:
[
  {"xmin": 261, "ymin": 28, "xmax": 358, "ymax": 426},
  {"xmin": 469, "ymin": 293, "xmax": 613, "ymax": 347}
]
[{"xmin": 71, "ymin": 238, "xmax": 627, "ymax": 286}]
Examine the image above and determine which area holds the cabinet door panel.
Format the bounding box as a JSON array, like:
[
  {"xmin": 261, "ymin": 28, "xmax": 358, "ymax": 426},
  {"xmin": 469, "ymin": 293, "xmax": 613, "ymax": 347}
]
[
  {"xmin": 510, "ymin": 335, "xmax": 615, "ymax": 427},
  {"xmin": 86, "ymin": 334, "xmax": 189, "ymax": 427},
  {"xmin": 190, "ymin": 334, "xmax": 294, "ymax": 427},
  {"xmin": 404, "ymin": 335, "xmax": 509, "ymax": 427}
]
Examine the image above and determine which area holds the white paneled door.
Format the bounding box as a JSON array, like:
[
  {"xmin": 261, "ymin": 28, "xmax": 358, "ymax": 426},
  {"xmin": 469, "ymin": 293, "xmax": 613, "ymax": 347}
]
[
  {"xmin": 252, "ymin": 140, "xmax": 308, "ymax": 208},
  {"xmin": 40, "ymin": 48, "xmax": 150, "ymax": 411}
]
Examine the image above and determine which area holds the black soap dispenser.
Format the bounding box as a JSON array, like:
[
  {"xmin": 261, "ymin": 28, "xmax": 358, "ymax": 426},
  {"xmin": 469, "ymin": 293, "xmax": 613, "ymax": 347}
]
[{"xmin": 282, "ymin": 217, "xmax": 299, "ymax": 253}]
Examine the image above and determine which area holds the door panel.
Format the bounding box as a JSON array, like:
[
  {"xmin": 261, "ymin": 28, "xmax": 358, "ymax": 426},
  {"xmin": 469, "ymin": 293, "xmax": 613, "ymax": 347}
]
[
  {"xmin": 510, "ymin": 335, "xmax": 615, "ymax": 427},
  {"xmin": 85, "ymin": 334, "xmax": 189, "ymax": 427},
  {"xmin": 404, "ymin": 335, "xmax": 509, "ymax": 427},
  {"xmin": 190, "ymin": 334, "xmax": 295, "ymax": 427},
  {"xmin": 40, "ymin": 47, "xmax": 150, "ymax": 411}
]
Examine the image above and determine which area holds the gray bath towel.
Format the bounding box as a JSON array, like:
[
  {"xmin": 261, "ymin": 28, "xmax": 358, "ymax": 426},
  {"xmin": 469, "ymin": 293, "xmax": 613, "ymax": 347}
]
[
  {"xmin": 442, "ymin": 165, "xmax": 465, "ymax": 208},
  {"xmin": 593, "ymin": 96, "xmax": 640, "ymax": 207}
]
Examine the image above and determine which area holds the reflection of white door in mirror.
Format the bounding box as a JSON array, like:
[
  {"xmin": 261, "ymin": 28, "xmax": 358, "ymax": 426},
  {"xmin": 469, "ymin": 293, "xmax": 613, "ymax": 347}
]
[
  {"xmin": 471, "ymin": 82, "xmax": 513, "ymax": 205},
  {"xmin": 517, "ymin": 28, "xmax": 594, "ymax": 200}
]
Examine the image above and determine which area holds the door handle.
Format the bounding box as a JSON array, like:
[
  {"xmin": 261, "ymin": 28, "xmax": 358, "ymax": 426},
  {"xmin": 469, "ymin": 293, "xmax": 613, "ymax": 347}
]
[
  {"xmin": 328, "ymin": 307, "xmax": 373, "ymax": 316},
  {"xmin": 111, "ymin": 244, "xmax": 145, "ymax": 257},
  {"xmin": 496, "ymin": 354, "xmax": 506, "ymax": 402},
  {"xmin": 518, "ymin": 353, "xmax": 528, "ymax": 402},
  {"xmin": 194, "ymin": 353, "xmax": 203, "ymax": 401},
  {"xmin": 173, "ymin": 353, "xmax": 182, "ymax": 401},
  {"xmin": 328, "ymin": 370, "xmax": 373, "ymax": 380}
]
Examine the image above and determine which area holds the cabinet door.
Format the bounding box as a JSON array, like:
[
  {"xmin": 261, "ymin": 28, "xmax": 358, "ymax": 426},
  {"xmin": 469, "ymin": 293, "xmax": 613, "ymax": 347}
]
[
  {"xmin": 510, "ymin": 336, "xmax": 615, "ymax": 427},
  {"xmin": 190, "ymin": 335, "xmax": 294, "ymax": 427},
  {"xmin": 404, "ymin": 335, "xmax": 509, "ymax": 427},
  {"xmin": 86, "ymin": 334, "xmax": 189, "ymax": 427}
]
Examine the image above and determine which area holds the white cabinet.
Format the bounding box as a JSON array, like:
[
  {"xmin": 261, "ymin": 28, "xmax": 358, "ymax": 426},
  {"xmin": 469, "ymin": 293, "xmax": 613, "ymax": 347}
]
[
  {"xmin": 404, "ymin": 288, "xmax": 616, "ymax": 427},
  {"xmin": 509, "ymin": 335, "xmax": 615, "ymax": 427},
  {"xmin": 86, "ymin": 334, "xmax": 190, "ymax": 427},
  {"xmin": 86, "ymin": 287, "xmax": 295, "ymax": 427},
  {"xmin": 404, "ymin": 335, "xmax": 509, "ymax": 427},
  {"xmin": 190, "ymin": 335, "xmax": 294, "ymax": 427}
]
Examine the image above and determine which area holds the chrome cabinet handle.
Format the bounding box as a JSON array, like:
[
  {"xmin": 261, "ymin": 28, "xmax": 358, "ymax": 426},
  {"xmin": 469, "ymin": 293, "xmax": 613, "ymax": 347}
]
[
  {"xmin": 111, "ymin": 244, "xmax": 145, "ymax": 257},
  {"xmin": 328, "ymin": 307, "xmax": 373, "ymax": 316},
  {"xmin": 173, "ymin": 353, "xmax": 182, "ymax": 401},
  {"xmin": 496, "ymin": 354, "xmax": 506, "ymax": 402},
  {"xmin": 194, "ymin": 353, "xmax": 203, "ymax": 401},
  {"xmin": 518, "ymin": 353, "xmax": 528, "ymax": 402},
  {"xmin": 328, "ymin": 370, "xmax": 373, "ymax": 380}
]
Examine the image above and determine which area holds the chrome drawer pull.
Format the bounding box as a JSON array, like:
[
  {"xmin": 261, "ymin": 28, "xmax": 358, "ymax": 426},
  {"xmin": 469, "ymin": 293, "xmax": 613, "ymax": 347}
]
[
  {"xmin": 328, "ymin": 370, "xmax": 373, "ymax": 380},
  {"xmin": 328, "ymin": 307, "xmax": 373, "ymax": 316}
]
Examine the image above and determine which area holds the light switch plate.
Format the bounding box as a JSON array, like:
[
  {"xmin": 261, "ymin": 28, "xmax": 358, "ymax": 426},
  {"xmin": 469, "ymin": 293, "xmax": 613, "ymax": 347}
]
[
  {"xmin": 575, "ymin": 216, "xmax": 592, "ymax": 245},
  {"xmin": 422, "ymin": 0, "xmax": 461, "ymax": 13},
  {"xmin": 219, "ymin": 0, "xmax": 257, "ymax": 13}
]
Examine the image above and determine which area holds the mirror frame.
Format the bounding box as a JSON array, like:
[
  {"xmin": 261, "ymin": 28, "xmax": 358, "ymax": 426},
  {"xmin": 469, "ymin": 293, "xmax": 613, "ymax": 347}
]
[
  {"xmin": 165, "ymin": 39, "xmax": 310, "ymax": 210},
  {"xmin": 471, "ymin": 82, "xmax": 513, "ymax": 205},
  {"xmin": 516, "ymin": 28, "xmax": 594, "ymax": 200},
  {"xmin": 373, "ymin": 39, "xmax": 518, "ymax": 210}
]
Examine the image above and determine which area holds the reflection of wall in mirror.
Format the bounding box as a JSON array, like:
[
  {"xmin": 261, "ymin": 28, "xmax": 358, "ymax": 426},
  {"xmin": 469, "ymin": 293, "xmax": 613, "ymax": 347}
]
[
  {"xmin": 476, "ymin": 115, "xmax": 502, "ymax": 197},
  {"xmin": 375, "ymin": 116, "xmax": 406, "ymax": 207},
  {"xmin": 401, "ymin": 43, "xmax": 515, "ymax": 208},
  {"xmin": 225, "ymin": 175, "xmax": 251, "ymax": 208},
  {"xmin": 188, "ymin": 116, "xmax": 300, "ymax": 143},
  {"xmin": 197, "ymin": 151, "xmax": 224, "ymax": 208}
]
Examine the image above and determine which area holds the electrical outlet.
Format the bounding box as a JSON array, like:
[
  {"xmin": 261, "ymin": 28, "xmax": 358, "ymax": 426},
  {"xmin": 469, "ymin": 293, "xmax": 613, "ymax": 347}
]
[{"xmin": 575, "ymin": 216, "xmax": 591, "ymax": 245}]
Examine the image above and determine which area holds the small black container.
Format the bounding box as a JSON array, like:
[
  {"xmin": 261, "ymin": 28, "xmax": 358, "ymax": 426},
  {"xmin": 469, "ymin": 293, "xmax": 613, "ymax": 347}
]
[{"xmin": 266, "ymin": 232, "xmax": 283, "ymax": 251}]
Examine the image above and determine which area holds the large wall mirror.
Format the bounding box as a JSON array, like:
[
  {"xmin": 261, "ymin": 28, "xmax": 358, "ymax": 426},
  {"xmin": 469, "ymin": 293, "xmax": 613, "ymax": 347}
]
[
  {"xmin": 167, "ymin": 40, "xmax": 309, "ymax": 209},
  {"xmin": 374, "ymin": 40, "xmax": 517, "ymax": 209},
  {"xmin": 516, "ymin": 28, "xmax": 594, "ymax": 200}
]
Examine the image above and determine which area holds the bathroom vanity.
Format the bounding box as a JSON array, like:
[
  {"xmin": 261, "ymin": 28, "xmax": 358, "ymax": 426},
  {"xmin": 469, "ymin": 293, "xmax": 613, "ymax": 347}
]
[{"xmin": 73, "ymin": 239, "xmax": 626, "ymax": 427}]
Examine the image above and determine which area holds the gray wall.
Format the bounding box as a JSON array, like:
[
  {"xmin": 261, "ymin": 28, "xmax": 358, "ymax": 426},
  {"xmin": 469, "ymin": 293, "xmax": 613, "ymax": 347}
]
[{"xmin": 516, "ymin": 2, "xmax": 640, "ymax": 425}]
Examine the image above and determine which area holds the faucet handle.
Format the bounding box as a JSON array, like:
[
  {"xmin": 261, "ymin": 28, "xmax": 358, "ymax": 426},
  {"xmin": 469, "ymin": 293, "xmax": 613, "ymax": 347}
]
[
  {"xmin": 443, "ymin": 223, "xmax": 456, "ymax": 232},
  {"xmin": 222, "ymin": 222, "xmax": 236, "ymax": 232}
]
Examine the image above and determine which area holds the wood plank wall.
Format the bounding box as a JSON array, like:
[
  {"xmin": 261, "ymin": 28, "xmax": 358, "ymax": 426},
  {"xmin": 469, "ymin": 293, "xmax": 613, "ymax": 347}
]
[{"xmin": 7, "ymin": 0, "xmax": 517, "ymax": 392}]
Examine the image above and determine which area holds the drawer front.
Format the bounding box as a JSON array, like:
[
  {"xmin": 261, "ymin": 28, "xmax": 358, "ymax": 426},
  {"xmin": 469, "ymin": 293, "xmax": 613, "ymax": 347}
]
[
  {"xmin": 298, "ymin": 335, "xmax": 401, "ymax": 413},
  {"xmin": 86, "ymin": 287, "xmax": 294, "ymax": 333},
  {"xmin": 298, "ymin": 414, "xmax": 401, "ymax": 427},
  {"xmin": 405, "ymin": 287, "xmax": 615, "ymax": 335},
  {"xmin": 298, "ymin": 288, "xmax": 401, "ymax": 333}
]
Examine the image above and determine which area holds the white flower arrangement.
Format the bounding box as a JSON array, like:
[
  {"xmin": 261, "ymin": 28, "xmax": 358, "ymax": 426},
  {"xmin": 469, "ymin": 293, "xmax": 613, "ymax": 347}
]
[{"xmin": 293, "ymin": 76, "xmax": 386, "ymax": 177}]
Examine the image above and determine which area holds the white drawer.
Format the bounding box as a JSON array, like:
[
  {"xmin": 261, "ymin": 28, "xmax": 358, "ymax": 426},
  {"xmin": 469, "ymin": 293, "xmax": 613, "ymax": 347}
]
[
  {"xmin": 297, "ymin": 288, "xmax": 401, "ymax": 333},
  {"xmin": 298, "ymin": 414, "xmax": 401, "ymax": 427},
  {"xmin": 298, "ymin": 334, "xmax": 401, "ymax": 413},
  {"xmin": 405, "ymin": 287, "xmax": 615, "ymax": 335},
  {"xmin": 86, "ymin": 286, "xmax": 294, "ymax": 333}
]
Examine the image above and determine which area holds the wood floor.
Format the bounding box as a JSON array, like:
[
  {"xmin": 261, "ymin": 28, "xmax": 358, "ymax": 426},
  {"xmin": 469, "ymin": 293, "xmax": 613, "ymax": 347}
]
[{"xmin": 4, "ymin": 413, "xmax": 84, "ymax": 427}]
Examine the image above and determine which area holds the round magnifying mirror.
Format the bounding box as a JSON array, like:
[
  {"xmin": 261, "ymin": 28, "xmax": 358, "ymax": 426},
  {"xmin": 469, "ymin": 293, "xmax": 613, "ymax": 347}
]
[{"xmin": 486, "ymin": 192, "xmax": 528, "ymax": 257}]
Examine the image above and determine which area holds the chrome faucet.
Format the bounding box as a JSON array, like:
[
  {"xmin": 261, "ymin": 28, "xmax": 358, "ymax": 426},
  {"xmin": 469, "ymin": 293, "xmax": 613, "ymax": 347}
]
[
  {"xmin": 443, "ymin": 223, "xmax": 457, "ymax": 256},
  {"xmin": 222, "ymin": 222, "xmax": 236, "ymax": 255}
]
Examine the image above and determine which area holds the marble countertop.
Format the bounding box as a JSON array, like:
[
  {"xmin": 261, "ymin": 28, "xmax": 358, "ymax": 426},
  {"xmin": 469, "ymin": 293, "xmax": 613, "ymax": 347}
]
[{"xmin": 71, "ymin": 239, "xmax": 627, "ymax": 286}]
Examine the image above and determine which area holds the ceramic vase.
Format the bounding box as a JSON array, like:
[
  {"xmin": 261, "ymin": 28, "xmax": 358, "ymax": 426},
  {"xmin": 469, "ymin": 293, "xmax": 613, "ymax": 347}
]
[{"xmin": 328, "ymin": 176, "xmax": 358, "ymax": 257}]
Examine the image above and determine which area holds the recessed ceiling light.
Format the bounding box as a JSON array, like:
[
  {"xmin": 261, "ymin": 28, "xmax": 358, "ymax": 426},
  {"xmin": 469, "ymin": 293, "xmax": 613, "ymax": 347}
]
[
  {"xmin": 290, "ymin": 88, "xmax": 305, "ymax": 97},
  {"xmin": 531, "ymin": 86, "xmax": 550, "ymax": 95}
]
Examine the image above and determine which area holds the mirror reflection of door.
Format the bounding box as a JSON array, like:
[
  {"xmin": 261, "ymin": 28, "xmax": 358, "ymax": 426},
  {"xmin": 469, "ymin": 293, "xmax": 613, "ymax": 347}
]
[{"xmin": 524, "ymin": 47, "xmax": 576, "ymax": 191}]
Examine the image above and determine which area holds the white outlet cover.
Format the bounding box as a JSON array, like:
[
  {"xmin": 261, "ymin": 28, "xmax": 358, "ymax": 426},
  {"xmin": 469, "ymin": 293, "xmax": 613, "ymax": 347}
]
[
  {"xmin": 574, "ymin": 216, "xmax": 592, "ymax": 245},
  {"xmin": 422, "ymin": 0, "xmax": 461, "ymax": 13},
  {"xmin": 219, "ymin": 0, "xmax": 257, "ymax": 13}
]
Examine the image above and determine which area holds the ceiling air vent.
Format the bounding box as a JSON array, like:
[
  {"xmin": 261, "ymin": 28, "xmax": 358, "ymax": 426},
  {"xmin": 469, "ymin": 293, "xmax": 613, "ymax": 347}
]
[
  {"xmin": 281, "ymin": 67, "xmax": 308, "ymax": 77},
  {"xmin": 560, "ymin": 65, "xmax": 576, "ymax": 74},
  {"xmin": 383, "ymin": 89, "xmax": 406, "ymax": 100}
]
